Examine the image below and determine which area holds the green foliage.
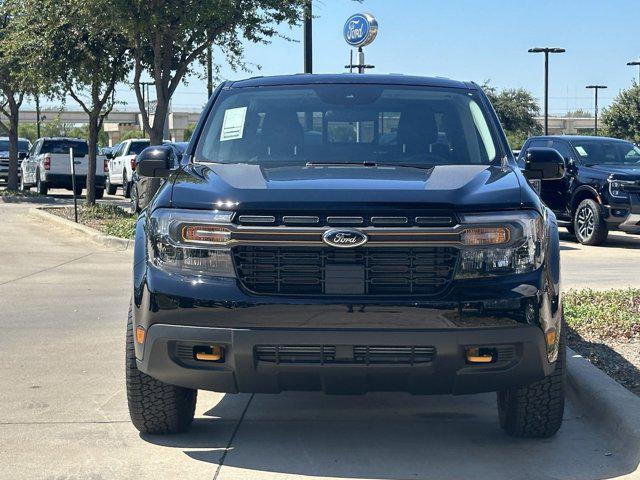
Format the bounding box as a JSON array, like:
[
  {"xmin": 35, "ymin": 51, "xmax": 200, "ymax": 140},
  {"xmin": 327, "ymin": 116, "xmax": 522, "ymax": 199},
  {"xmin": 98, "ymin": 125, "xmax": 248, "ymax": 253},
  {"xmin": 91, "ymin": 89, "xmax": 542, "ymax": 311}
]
[
  {"xmin": 183, "ymin": 123, "xmax": 197, "ymax": 141},
  {"xmin": 18, "ymin": 121, "xmax": 109, "ymax": 144},
  {"xmin": 110, "ymin": 0, "xmax": 306, "ymax": 143},
  {"xmin": 565, "ymin": 109, "xmax": 593, "ymax": 118},
  {"xmin": 0, "ymin": 188, "xmax": 43, "ymax": 197},
  {"xmin": 601, "ymin": 84, "xmax": 640, "ymax": 142},
  {"xmin": 482, "ymin": 82, "xmax": 541, "ymax": 150},
  {"xmin": 53, "ymin": 204, "xmax": 137, "ymax": 239},
  {"xmin": 10, "ymin": 0, "xmax": 131, "ymax": 204},
  {"xmin": 119, "ymin": 129, "xmax": 148, "ymax": 141},
  {"xmin": 564, "ymin": 289, "xmax": 640, "ymax": 339}
]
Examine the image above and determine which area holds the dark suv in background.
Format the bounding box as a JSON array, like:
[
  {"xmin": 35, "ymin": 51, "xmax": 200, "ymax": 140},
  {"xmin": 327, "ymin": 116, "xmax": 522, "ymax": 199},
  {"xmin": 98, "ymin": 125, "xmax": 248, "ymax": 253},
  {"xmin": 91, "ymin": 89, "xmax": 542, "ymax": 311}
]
[{"xmin": 519, "ymin": 136, "xmax": 640, "ymax": 245}]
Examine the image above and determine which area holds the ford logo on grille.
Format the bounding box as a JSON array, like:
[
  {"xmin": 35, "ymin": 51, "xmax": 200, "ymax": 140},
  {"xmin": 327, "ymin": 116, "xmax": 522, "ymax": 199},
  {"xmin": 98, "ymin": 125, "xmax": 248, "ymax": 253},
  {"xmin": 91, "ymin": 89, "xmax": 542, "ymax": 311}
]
[{"xmin": 322, "ymin": 228, "xmax": 368, "ymax": 248}]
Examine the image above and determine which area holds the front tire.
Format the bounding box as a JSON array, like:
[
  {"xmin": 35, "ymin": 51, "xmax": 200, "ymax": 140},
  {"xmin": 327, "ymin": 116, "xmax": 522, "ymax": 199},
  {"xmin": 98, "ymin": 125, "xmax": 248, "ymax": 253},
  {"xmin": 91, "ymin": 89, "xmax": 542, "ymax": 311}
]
[
  {"xmin": 573, "ymin": 198, "xmax": 608, "ymax": 245},
  {"xmin": 106, "ymin": 175, "xmax": 117, "ymax": 195},
  {"xmin": 94, "ymin": 188, "xmax": 104, "ymax": 200},
  {"xmin": 497, "ymin": 328, "xmax": 566, "ymax": 438},
  {"xmin": 126, "ymin": 306, "xmax": 197, "ymax": 434},
  {"xmin": 130, "ymin": 183, "xmax": 139, "ymax": 213},
  {"xmin": 123, "ymin": 171, "xmax": 131, "ymax": 198}
]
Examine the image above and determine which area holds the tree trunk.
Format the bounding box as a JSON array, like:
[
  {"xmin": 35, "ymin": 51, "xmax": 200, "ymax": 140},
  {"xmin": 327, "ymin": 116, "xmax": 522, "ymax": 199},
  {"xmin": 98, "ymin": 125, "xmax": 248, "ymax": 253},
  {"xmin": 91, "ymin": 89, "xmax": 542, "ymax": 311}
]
[
  {"xmin": 149, "ymin": 99, "xmax": 168, "ymax": 145},
  {"xmin": 86, "ymin": 114, "xmax": 99, "ymax": 206},
  {"xmin": 6, "ymin": 97, "xmax": 20, "ymax": 191}
]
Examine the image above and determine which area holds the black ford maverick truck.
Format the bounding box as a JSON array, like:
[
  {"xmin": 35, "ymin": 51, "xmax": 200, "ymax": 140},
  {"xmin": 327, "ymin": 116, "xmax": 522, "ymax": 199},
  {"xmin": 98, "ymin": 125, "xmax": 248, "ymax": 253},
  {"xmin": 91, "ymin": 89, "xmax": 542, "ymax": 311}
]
[{"xmin": 126, "ymin": 74, "xmax": 566, "ymax": 438}]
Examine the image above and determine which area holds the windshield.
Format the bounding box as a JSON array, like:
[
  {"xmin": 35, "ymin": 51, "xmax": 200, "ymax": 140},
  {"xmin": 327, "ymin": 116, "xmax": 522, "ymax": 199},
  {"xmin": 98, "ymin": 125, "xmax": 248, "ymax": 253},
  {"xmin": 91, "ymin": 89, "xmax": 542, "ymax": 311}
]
[
  {"xmin": 194, "ymin": 84, "xmax": 501, "ymax": 167},
  {"xmin": 571, "ymin": 139, "xmax": 640, "ymax": 166},
  {"xmin": 0, "ymin": 140, "xmax": 31, "ymax": 152}
]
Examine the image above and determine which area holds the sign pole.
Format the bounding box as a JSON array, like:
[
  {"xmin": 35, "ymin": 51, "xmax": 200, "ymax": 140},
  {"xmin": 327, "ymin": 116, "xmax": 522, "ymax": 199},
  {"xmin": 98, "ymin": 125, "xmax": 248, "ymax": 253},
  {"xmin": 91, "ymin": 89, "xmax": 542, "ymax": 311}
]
[{"xmin": 69, "ymin": 147, "xmax": 78, "ymax": 223}]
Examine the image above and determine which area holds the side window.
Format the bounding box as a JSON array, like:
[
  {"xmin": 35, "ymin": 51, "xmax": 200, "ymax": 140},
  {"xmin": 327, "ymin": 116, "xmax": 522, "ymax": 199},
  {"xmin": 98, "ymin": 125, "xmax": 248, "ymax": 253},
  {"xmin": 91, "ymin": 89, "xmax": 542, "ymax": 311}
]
[
  {"xmin": 122, "ymin": 142, "xmax": 130, "ymax": 156},
  {"xmin": 551, "ymin": 141, "xmax": 573, "ymax": 161},
  {"xmin": 528, "ymin": 139, "xmax": 552, "ymax": 149}
]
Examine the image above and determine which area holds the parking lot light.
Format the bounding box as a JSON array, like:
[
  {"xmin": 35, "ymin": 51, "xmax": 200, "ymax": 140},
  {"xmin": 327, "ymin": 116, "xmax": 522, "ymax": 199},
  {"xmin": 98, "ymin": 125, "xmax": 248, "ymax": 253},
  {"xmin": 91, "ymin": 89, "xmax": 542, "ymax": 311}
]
[
  {"xmin": 586, "ymin": 85, "xmax": 607, "ymax": 136},
  {"xmin": 626, "ymin": 60, "xmax": 640, "ymax": 84},
  {"xmin": 528, "ymin": 47, "xmax": 566, "ymax": 135}
]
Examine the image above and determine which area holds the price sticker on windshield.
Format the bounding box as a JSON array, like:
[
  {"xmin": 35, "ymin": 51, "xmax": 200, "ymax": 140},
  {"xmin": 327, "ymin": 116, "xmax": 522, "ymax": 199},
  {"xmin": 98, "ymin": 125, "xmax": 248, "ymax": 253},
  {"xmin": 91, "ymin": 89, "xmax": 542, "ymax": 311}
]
[{"xmin": 220, "ymin": 106, "xmax": 247, "ymax": 141}]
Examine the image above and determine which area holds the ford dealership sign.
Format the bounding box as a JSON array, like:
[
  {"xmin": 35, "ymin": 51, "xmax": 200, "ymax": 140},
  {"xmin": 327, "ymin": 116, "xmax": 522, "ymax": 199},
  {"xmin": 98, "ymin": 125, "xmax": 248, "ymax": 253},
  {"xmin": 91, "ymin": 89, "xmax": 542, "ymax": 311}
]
[{"xmin": 343, "ymin": 13, "xmax": 378, "ymax": 48}]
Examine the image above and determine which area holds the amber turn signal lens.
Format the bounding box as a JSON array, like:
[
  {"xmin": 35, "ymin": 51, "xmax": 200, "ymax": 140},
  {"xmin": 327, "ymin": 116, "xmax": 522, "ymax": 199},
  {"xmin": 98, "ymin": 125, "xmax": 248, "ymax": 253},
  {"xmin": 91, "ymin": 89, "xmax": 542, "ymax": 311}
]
[
  {"xmin": 135, "ymin": 326, "xmax": 145, "ymax": 344},
  {"xmin": 466, "ymin": 347, "xmax": 495, "ymax": 364},
  {"xmin": 181, "ymin": 225, "xmax": 231, "ymax": 244},
  {"xmin": 194, "ymin": 345, "xmax": 224, "ymax": 362},
  {"xmin": 461, "ymin": 227, "xmax": 510, "ymax": 246}
]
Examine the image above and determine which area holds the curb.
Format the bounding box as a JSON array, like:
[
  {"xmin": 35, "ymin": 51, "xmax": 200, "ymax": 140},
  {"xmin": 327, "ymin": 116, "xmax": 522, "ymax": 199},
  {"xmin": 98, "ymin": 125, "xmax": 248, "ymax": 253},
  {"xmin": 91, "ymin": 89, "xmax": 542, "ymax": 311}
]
[
  {"xmin": 567, "ymin": 347, "xmax": 640, "ymax": 463},
  {"xmin": 31, "ymin": 206, "xmax": 133, "ymax": 251}
]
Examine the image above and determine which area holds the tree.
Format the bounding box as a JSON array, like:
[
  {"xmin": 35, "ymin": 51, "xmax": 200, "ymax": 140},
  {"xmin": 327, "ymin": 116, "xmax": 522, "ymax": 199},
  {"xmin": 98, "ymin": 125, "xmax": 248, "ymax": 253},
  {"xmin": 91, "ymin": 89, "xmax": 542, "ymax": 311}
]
[
  {"xmin": 0, "ymin": 0, "xmax": 38, "ymax": 190},
  {"xmin": 483, "ymin": 82, "xmax": 541, "ymax": 141},
  {"xmin": 111, "ymin": 0, "xmax": 306, "ymax": 145},
  {"xmin": 564, "ymin": 108, "xmax": 593, "ymax": 118},
  {"xmin": 601, "ymin": 84, "xmax": 640, "ymax": 143},
  {"xmin": 12, "ymin": 0, "xmax": 130, "ymax": 204}
]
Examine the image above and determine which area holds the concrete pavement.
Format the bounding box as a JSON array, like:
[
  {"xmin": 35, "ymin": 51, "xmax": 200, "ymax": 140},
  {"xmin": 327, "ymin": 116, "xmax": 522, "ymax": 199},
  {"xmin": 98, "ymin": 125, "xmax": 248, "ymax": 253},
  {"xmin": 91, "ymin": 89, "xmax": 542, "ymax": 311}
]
[{"xmin": 0, "ymin": 199, "xmax": 639, "ymax": 479}]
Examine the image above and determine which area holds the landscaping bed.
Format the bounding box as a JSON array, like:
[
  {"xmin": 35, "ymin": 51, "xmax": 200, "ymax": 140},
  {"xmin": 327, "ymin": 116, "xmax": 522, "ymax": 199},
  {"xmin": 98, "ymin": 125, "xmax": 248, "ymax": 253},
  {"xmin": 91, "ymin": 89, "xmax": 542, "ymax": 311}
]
[
  {"xmin": 0, "ymin": 188, "xmax": 45, "ymax": 199},
  {"xmin": 565, "ymin": 288, "xmax": 640, "ymax": 396},
  {"xmin": 49, "ymin": 204, "xmax": 136, "ymax": 239}
]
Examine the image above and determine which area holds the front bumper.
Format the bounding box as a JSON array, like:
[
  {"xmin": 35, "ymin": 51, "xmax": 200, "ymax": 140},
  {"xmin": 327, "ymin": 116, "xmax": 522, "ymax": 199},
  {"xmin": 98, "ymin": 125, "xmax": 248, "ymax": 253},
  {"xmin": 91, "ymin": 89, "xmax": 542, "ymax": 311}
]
[
  {"xmin": 133, "ymin": 265, "xmax": 561, "ymax": 395},
  {"xmin": 137, "ymin": 322, "xmax": 553, "ymax": 395},
  {"xmin": 604, "ymin": 194, "xmax": 640, "ymax": 233}
]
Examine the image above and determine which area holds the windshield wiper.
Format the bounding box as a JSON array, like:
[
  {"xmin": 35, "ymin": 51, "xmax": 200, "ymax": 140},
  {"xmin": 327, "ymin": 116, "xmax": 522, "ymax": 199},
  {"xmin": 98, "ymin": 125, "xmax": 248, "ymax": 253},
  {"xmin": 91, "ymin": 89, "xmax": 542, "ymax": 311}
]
[{"xmin": 305, "ymin": 161, "xmax": 433, "ymax": 171}]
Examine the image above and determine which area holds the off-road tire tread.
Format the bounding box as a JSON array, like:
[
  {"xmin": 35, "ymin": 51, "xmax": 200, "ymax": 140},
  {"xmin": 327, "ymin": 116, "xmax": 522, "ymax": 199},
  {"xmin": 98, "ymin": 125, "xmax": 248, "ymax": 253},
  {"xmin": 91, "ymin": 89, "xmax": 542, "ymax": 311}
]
[
  {"xmin": 126, "ymin": 306, "xmax": 197, "ymax": 434},
  {"xmin": 497, "ymin": 328, "xmax": 566, "ymax": 438}
]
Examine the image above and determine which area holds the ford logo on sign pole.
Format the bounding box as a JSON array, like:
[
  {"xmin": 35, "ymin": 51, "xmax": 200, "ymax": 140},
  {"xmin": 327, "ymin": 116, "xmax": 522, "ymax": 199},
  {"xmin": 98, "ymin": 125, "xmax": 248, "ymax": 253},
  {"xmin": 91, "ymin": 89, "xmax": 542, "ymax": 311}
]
[
  {"xmin": 343, "ymin": 13, "xmax": 378, "ymax": 74},
  {"xmin": 323, "ymin": 229, "xmax": 368, "ymax": 249}
]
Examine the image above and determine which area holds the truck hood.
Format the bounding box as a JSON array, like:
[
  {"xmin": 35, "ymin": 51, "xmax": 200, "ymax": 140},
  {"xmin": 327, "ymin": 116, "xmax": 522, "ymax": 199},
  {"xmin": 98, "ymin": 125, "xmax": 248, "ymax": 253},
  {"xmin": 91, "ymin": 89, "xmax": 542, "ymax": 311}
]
[
  {"xmin": 583, "ymin": 164, "xmax": 640, "ymax": 180},
  {"xmin": 169, "ymin": 163, "xmax": 531, "ymax": 212}
]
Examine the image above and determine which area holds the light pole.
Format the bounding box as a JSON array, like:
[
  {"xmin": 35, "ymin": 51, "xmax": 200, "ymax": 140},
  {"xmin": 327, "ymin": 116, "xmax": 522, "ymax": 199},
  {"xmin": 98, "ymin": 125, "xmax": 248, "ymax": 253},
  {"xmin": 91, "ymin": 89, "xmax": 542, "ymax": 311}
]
[
  {"xmin": 586, "ymin": 85, "xmax": 607, "ymax": 136},
  {"xmin": 303, "ymin": 0, "xmax": 312, "ymax": 73},
  {"xmin": 627, "ymin": 61, "xmax": 640, "ymax": 84},
  {"xmin": 528, "ymin": 47, "xmax": 566, "ymax": 135}
]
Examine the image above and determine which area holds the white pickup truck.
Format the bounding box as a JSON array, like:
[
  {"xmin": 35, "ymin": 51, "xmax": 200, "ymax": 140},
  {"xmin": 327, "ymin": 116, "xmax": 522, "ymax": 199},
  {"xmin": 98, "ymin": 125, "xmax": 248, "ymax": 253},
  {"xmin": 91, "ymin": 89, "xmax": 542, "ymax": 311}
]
[
  {"xmin": 106, "ymin": 138, "xmax": 150, "ymax": 197},
  {"xmin": 19, "ymin": 137, "xmax": 106, "ymax": 197}
]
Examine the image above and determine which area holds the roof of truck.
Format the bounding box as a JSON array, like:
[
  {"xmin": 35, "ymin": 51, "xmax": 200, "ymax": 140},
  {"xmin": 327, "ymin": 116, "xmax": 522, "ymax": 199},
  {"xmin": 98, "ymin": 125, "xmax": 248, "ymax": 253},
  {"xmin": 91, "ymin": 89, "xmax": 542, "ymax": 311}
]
[{"xmin": 227, "ymin": 73, "xmax": 473, "ymax": 90}]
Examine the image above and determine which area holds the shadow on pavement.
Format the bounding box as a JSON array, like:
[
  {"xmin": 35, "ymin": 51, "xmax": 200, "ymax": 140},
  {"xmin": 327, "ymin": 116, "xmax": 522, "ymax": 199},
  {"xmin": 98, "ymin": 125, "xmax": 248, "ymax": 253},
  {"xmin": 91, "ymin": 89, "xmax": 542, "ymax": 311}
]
[{"xmin": 142, "ymin": 391, "xmax": 638, "ymax": 480}]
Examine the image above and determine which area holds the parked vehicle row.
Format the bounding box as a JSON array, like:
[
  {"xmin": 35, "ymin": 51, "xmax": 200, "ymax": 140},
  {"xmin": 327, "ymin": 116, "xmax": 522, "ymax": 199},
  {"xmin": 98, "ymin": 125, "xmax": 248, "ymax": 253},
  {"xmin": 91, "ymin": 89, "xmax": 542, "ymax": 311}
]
[
  {"xmin": 19, "ymin": 137, "xmax": 106, "ymax": 197},
  {"xmin": 518, "ymin": 135, "xmax": 640, "ymax": 245},
  {"xmin": 0, "ymin": 137, "xmax": 31, "ymax": 183},
  {"xmin": 105, "ymin": 138, "xmax": 150, "ymax": 198}
]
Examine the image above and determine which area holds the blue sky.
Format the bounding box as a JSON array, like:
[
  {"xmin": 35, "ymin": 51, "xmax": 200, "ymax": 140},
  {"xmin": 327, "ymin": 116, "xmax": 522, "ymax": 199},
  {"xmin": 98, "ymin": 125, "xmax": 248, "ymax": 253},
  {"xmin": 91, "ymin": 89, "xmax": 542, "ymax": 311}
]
[{"xmin": 37, "ymin": 0, "xmax": 640, "ymax": 115}]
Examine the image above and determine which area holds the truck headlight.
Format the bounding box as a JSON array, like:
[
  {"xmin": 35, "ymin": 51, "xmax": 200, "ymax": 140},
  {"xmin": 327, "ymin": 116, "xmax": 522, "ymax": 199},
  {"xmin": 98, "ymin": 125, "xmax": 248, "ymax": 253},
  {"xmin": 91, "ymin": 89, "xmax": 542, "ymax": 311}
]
[
  {"xmin": 608, "ymin": 179, "xmax": 635, "ymax": 199},
  {"xmin": 148, "ymin": 208, "xmax": 236, "ymax": 277},
  {"xmin": 455, "ymin": 211, "xmax": 545, "ymax": 278}
]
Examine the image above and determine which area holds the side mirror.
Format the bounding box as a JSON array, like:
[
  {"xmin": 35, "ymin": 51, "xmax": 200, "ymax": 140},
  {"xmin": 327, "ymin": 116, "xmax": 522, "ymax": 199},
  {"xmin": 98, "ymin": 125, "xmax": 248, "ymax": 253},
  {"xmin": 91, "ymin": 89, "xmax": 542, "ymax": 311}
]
[
  {"xmin": 18, "ymin": 152, "xmax": 27, "ymax": 160},
  {"xmin": 136, "ymin": 145, "xmax": 173, "ymax": 178},
  {"xmin": 105, "ymin": 152, "xmax": 114, "ymax": 159},
  {"xmin": 523, "ymin": 147, "xmax": 565, "ymax": 180}
]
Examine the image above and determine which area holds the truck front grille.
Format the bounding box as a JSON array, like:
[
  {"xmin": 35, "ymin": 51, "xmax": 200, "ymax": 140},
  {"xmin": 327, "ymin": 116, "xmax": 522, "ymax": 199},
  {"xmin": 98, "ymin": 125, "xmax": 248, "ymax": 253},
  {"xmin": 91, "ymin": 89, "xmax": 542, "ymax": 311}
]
[
  {"xmin": 233, "ymin": 246, "xmax": 458, "ymax": 296},
  {"xmin": 255, "ymin": 345, "xmax": 436, "ymax": 365}
]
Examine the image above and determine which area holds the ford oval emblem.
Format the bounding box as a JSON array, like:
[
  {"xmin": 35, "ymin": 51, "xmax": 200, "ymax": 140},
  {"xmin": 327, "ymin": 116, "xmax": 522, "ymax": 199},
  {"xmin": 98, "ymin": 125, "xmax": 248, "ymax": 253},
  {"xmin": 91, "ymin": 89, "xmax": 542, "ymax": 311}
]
[
  {"xmin": 322, "ymin": 228, "xmax": 368, "ymax": 248},
  {"xmin": 343, "ymin": 13, "xmax": 378, "ymax": 47}
]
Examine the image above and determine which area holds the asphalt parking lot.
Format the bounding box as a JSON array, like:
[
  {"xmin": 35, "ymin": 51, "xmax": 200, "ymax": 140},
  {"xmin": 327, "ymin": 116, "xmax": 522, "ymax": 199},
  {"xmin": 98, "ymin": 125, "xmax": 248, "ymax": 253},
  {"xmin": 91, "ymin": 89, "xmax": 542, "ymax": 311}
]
[{"xmin": 1, "ymin": 194, "xmax": 639, "ymax": 479}]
